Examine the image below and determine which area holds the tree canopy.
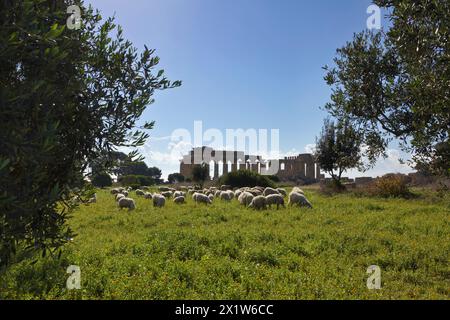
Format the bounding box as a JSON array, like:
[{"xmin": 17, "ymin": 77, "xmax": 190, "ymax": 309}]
[
  {"xmin": 314, "ymin": 119, "xmax": 365, "ymax": 184},
  {"xmin": 0, "ymin": 0, "xmax": 180, "ymax": 266},
  {"xmin": 324, "ymin": 0, "xmax": 449, "ymax": 176}
]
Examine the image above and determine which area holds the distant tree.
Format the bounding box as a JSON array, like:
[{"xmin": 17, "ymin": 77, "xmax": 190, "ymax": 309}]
[
  {"xmin": 119, "ymin": 161, "xmax": 150, "ymax": 177},
  {"xmin": 115, "ymin": 160, "xmax": 162, "ymax": 183},
  {"xmin": 118, "ymin": 175, "xmax": 155, "ymax": 188},
  {"xmin": 147, "ymin": 167, "xmax": 162, "ymax": 184},
  {"xmin": 314, "ymin": 119, "xmax": 365, "ymax": 185},
  {"xmin": 168, "ymin": 173, "xmax": 185, "ymax": 184},
  {"xmin": 0, "ymin": 1, "xmax": 180, "ymax": 266},
  {"xmin": 91, "ymin": 173, "xmax": 113, "ymax": 188},
  {"xmin": 324, "ymin": 0, "xmax": 449, "ymax": 176},
  {"xmin": 191, "ymin": 163, "xmax": 209, "ymax": 189}
]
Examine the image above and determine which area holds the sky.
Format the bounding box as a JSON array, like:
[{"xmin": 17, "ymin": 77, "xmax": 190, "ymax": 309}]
[{"xmin": 85, "ymin": 0, "xmax": 414, "ymax": 180}]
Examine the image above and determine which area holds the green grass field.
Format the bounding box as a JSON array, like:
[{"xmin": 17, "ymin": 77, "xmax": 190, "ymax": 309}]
[{"xmin": 1, "ymin": 188, "xmax": 449, "ymax": 300}]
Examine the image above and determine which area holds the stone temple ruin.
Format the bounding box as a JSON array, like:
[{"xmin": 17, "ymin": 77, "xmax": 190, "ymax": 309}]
[{"xmin": 180, "ymin": 147, "xmax": 324, "ymax": 183}]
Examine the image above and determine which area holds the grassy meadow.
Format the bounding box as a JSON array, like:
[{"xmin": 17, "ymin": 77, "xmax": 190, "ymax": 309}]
[{"xmin": 1, "ymin": 187, "xmax": 449, "ymax": 300}]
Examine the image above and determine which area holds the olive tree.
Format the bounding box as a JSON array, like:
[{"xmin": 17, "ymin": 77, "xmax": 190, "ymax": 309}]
[
  {"xmin": 324, "ymin": 0, "xmax": 449, "ymax": 176},
  {"xmin": 314, "ymin": 119, "xmax": 365, "ymax": 185},
  {"xmin": 0, "ymin": 0, "xmax": 180, "ymax": 266}
]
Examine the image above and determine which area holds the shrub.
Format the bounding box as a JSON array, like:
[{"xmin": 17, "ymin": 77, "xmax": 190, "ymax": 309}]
[
  {"xmin": 319, "ymin": 179, "xmax": 346, "ymax": 195},
  {"xmin": 267, "ymin": 175, "xmax": 280, "ymax": 183},
  {"xmin": 118, "ymin": 175, "xmax": 155, "ymax": 187},
  {"xmin": 367, "ymin": 174, "xmax": 412, "ymax": 198},
  {"xmin": 91, "ymin": 173, "xmax": 112, "ymax": 188},
  {"xmin": 168, "ymin": 173, "xmax": 185, "ymax": 184},
  {"xmin": 218, "ymin": 170, "xmax": 275, "ymax": 189},
  {"xmin": 191, "ymin": 164, "xmax": 209, "ymax": 189}
]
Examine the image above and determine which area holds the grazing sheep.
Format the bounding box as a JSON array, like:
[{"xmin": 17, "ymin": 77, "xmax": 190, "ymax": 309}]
[
  {"xmin": 118, "ymin": 197, "xmax": 136, "ymax": 211},
  {"xmin": 173, "ymin": 196, "xmax": 185, "ymax": 204},
  {"xmin": 142, "ymin": 186, "xmax": 149, "ymax": 191},
  {"xmin": 238, "ymin": 191, "xmax": 254, "ymax": 206},
  {"xmin": 110, "ymin": 188, "xmax": 120, "ymax": 195},
  {"xmin": 193, "ymin": 193, "xmax": 212, "ymax": 205},
  {"xmin": 288, "ymin": 192, "xmax": 312, "ymax": 208},
  {"xmin": 115, "ymin": 193, "xmax": 126, "ymax": 202},
  {"xmin": 234, "ymin": 189, "xmax": 243, "ymax": 198},
  {"xmin": 248, "ymin": 195, "xmax": 267, "ymax": 210},
  {"xmin": 152, "ymin": 194, "xmax": 166, "ymax": 207},
  {"xmin": 122, "ymin": 190, "xmax": 129, "ymax": 197},
  {"xmin": 220, "ymin": 185, "xmax": 232, "ymax": 191},
  {"xmin": 263, "ymin": 187, "xmax": 280, "ymax": 196},
  {"xmin": 291, "ymin": 187, "xmax": 305, "ymax": 195},
  {"xmin": 208, "ymin": 194, "xmax": 214, "ymax": 202},
  {"xmin": 159, "ymin": 187, "xmax": 170, "ymax": 192},
  {"xmin": 220, "ymin": 191, "xmax": 233, "ymax": 201},
  {"xmin": 161, "ymin": 191, "xmax": 173, "ymax": 198},
  {"xmin": 248, "ymin": 188, "xmax": 263, "ymax": 196},
  {"xmin": 173, "ymin": 191, "xmax": 185, "ymax": 198},
  {"xmin": 214, "ymin": 190, "xmax": 221, "ymax": 198},
  {"xmin": 265, "ymin": 194, "xmax": 285, "ymax": 209},
  {"xmin": 144, "ymin": 192, "xmax": 153, "ymax": 199},
  {"xmin": 276, "ymin": 188, "xmax": 287, "ymax": 196},
  {"xmin": 135, "ymin": 189, "xmax": 145, "ymax": 196}
]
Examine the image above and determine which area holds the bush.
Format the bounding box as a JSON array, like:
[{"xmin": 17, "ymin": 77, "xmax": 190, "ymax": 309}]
[
  {"xmin": 267, "ymin": 175, "xmax": 280, "ymax": 183},
  {"xmin": 118, "ymin": 175, "xmax": 155, "ymax": 187},
  {"xmin": 367, "ymin": 174, "xmax": 412, "ymax": 198},
  {"xmin": 319, "ymin": 179, "xmax": 346, "ymax": 195},
  {"xmin": 218, "ymin": 170, "xmax": 275, "ymax": 189},
  {"xmin": 168, "ymin": 173, "xmax": 185, "ymax": 184},
  {"xmin": 91, "ymin": 173, "xmax": 112, "ymax": 188}
]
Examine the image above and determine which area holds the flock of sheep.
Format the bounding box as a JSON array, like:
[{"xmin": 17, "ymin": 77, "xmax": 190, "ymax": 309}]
[{"xmin": 109, "ymin": 185, "xmax": 313, "ymax": 211}]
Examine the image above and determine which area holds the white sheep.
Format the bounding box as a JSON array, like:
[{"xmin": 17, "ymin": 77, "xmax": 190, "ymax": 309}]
[
  {"xmin": 288, "ymin": 192, "xmax": 312, "ymax": 208},
  {"xmin": 173, "ymin": 196, "xmax": 185, "ymax": 204},
  {"xmin": 220, "ymin": 191, "xmax": 232, "ymax": 201},
  {"xmin": 173, "ymin": 191, "xmax": 185, "ymax": 198},
  {"xmin": 276, "ymin": 188, "xmax": 287, "ymax": 196},
  {"xmin": 152, "ymin": 194, "xmax": 166, "ymax": 207},
  {"xmin": 238, "ymin": 191, "xmax": 254, "ymax": 206},
  {"xmin": 193, "ymin": 193, "xmax": 212, "ymax": 205},
  {"xmin": 144, "ymin": 192, "xmax": 153, "ymax": 199},
  {"xmin": 249, "ymin": 188, "xmax": 263, "ymax": 196},
  {"xmin": 208, "ymin": 194, "xmax": 214, "ymax": 202},
  {"xmin": 115, "ymin": 193, "xmax": 125, "ymax": 202},
  {"xmin": 265, "ymin": 194, "xmax": 285, "ymax": 209},
  {"xmin": 118, "ymin": 197, "xmax": 136, "ymax": 211},
  {"xmin": 161, "ymin": 191, "xmax": 173, "ymax": 198},
  {"xmin": 110, "ymin": 188, "xmax": 120, "ymax": 195},
  {"xmin": 159, "ymin": 186, "xmax": 170, "ymax": 192},
  {"xmin": 263, "ymin": 187, "xmax": 280, "ymax": 196},
  {"xmin": 291, "ymin": 187, "xmax": 305, "ymax": 195},
  {"xmin": 135, "ymin": 189, "xmax": 145, "ymax": 196},
  {"xmin": 248, "ymin": 195, "xmax": 267, "ymax": 210}
]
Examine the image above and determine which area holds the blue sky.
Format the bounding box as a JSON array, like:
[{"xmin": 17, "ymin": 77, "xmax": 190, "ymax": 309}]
[{"xmin": 86, "ymin": 0, "xmax": 413, "ymax": 179}]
